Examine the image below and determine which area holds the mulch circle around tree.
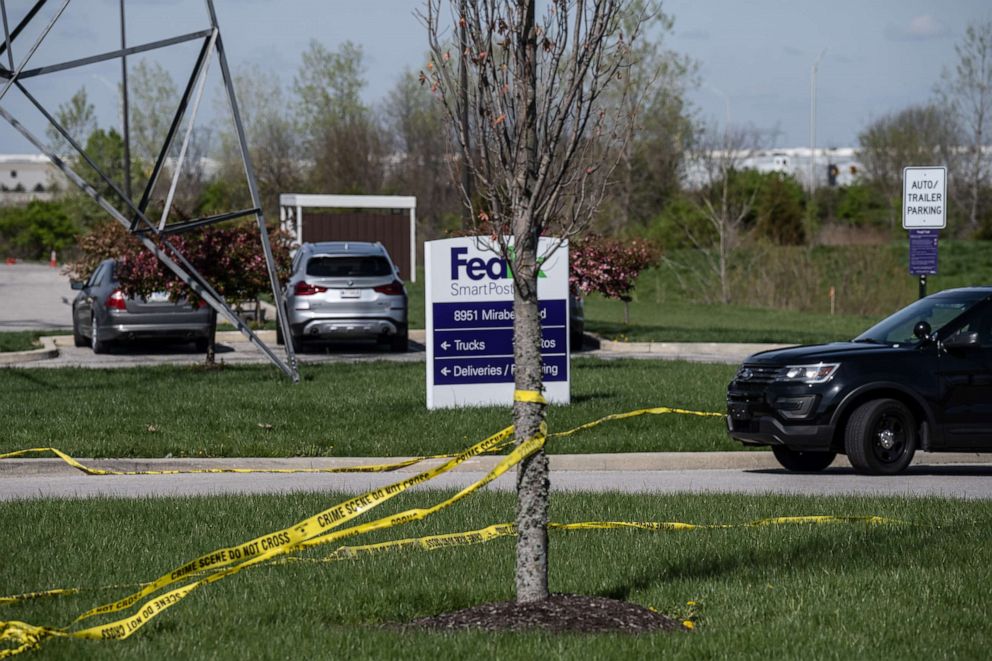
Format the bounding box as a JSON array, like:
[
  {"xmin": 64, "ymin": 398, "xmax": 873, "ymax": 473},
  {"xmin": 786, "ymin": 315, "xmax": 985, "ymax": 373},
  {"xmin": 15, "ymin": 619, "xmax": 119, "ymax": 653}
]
[{"xmin": 403, "ymin": 594, "xmax": 682, "ymax": 635}]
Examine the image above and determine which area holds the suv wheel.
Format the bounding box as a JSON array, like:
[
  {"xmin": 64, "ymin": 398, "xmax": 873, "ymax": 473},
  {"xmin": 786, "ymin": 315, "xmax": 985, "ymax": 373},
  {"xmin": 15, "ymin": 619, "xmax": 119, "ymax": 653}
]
[
  {"xmin": 390, "ymin": 328, "xmax": 409, "ymax": 353},
  {"xmin": 91, "ymin": 315, "xmax": 109, "ymax": 354},
  {"xmin": 290, "ymin": 334, "xmax": 304, "ymax": 354},
  {"xmin": 771, "ymin": 446, "xmax": 836, "ymax": 472},
  {"xmin": 844, "ymin": 399, "xmax": 916, "ymax": 475}
]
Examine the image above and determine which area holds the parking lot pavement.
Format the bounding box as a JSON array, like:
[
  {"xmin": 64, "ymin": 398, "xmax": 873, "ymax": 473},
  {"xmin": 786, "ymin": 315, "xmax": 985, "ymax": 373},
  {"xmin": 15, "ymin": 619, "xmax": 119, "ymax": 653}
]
[
  {"xmin": 0, "ymin": 262, "xmax": 75, "ymax": 331},
  {"xmin": 4, "ymin": 333, "xmax": 426, "ymax": 369}
]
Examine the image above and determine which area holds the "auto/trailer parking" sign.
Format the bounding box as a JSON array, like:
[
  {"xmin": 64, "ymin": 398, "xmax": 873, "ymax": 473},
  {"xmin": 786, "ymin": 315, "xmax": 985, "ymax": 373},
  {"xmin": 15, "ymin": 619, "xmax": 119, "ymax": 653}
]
[
  {"xmin": 425, "ymin": 236, "xmax": 570, "ymax": 409},
  {"xmin": 902, "ymin": 166, "xmax": 947, "ymax": 230}
]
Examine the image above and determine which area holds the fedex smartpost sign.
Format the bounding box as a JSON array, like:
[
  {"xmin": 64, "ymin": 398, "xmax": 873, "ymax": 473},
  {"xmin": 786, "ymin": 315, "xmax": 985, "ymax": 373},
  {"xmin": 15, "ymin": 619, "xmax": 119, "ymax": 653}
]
[{"xmin": 425, "ymin": 236, "xmax": 569, "ymax": 409}]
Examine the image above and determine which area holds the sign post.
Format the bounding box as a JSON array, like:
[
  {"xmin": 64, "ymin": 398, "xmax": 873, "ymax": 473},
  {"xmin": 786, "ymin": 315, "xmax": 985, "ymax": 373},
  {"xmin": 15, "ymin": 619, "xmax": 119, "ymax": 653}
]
[
  {"xmin": 902, "ymin": 166, "xmax": 946, "ymax": 298},
  {"xmin": 425, "ymin": 236, "xmax": 570, "ymax": 409}
]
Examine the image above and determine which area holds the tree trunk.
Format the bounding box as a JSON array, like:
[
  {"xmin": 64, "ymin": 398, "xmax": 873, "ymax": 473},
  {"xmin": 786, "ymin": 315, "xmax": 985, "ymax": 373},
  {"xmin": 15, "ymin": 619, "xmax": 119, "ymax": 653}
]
[
  {"xmin": 206, "ymin": 308, "xmax": 217, "ymax": 365},
  {"xmin": 513, "ymin": 0, "xmax": 548, "ymax": 605},
  {"xmin": 512, "ymin": 223, "xmax": 548, "ymax": 604}
]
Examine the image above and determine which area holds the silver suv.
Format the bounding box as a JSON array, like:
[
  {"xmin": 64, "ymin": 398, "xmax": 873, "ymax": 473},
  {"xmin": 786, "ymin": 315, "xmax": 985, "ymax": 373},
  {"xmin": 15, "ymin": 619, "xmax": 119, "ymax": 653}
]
[{"xmin": 279, "ymin": 242, "xmax": 408, "ymax": 352}]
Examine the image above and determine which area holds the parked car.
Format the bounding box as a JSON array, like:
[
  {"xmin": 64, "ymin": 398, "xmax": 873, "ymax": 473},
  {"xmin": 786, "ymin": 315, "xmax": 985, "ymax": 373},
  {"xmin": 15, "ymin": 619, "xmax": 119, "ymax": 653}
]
[
  {"xmin": 278, "ymin": 241, "xmax": 408, "ymax": 352},
  {"xmin": 727, "ymin": 287, "xmax": 992, "ymax": 475},
  {"xmin": 71, "ymin": 259, "xmax": 213, "ymax": 353}
]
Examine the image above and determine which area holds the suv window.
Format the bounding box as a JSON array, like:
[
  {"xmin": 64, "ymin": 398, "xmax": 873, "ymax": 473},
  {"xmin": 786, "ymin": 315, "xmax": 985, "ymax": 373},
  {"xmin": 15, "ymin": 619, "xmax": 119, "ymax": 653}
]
[
  {"xmin": 306, "ymin": 256, "xmax": 392, "ymax": 278},
  {"xmin": 948, "ymin": 302, "xmax": 992, "ymax": 348},
  {"xmin": 856, "ymin": 292, "xmax": 989, "ymax": 344}
]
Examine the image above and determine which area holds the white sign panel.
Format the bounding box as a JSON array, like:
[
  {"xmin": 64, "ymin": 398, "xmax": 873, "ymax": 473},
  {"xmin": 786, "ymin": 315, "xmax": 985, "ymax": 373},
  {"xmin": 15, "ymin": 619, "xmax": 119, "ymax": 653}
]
[
  {"xmin": 425, "ymin": 236, "xmax": 570, "ymax": 409},
  {"xmin": 902, "ymin": 166, "xmax": 947, "ymax": 229}
]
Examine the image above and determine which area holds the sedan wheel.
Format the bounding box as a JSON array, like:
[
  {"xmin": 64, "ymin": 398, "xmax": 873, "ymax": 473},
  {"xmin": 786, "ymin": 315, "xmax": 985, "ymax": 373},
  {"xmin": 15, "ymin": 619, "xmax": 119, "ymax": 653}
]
[
  {"xmin": 845, "ymin": 399, "xmax": 916, "ymax": 475},
  {"xmin": 91, "ymin": 315, "xmax": 109, "ymax": 354},
  {"xmin": 72, "ymin": 314, "xmax": 87, "ymax": 348}
]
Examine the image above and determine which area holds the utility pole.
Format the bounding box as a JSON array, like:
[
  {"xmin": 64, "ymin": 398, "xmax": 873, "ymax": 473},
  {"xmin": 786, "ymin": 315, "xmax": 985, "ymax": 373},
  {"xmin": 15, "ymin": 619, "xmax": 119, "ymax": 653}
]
[
  {"xmin": 459, "ymin": 0, "xmax": 472, "ymax": 228},
  {"xmin": 120, "ymin": 0, "xmax": 131, "ymax": 200},
  {"xmin": 808, "ymin": 48, "xmax": 826, "ymax": 194}
]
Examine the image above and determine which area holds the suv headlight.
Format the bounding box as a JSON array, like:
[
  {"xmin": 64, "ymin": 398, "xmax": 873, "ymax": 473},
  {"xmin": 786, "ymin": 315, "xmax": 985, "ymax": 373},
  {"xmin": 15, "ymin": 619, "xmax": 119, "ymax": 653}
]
[{"xmin": 778, "ymin": 363, "xmax": 839, "ymax": 384}]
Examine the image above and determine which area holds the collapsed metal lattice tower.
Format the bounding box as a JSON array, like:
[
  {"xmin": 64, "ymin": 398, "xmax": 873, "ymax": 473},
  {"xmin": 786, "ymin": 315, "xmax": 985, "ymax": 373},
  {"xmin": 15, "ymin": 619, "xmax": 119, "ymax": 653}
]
[{"xmin": 0, "ymin": 0, "xmax": 300, "ymax": 382}]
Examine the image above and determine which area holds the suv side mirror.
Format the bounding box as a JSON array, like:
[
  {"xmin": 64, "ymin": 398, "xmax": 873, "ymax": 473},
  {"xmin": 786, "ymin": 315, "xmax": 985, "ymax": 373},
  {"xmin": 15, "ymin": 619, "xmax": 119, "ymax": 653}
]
[
  {"xmin": 913, "ymin": 321, "xmax": 932, "ymax": 342},
  {"xmin": 70, "ymin": 280, "xmax": 84, "ymax": 290},
  {"xmin": 944, "ymin": 331, "xmax": 980, "ymax": 350}
]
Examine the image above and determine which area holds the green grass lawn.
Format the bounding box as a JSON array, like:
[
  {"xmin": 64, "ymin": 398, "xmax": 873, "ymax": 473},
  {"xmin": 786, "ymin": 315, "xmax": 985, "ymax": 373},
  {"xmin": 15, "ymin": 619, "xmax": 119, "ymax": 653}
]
[
  {"xmin": 1, "ymin": 491, "xmax": 989, "ymax": 659},
  {"xmin": 409, "ymin": 264, "xmax": 875, "ymax": 343},
  {"xmin": 0, "ymin": 330, "xmax": 67, "ymax": 353},
  {"xmin": 0, "ymin": 359, "xmax": 737, "ymax": 458},
  {"xmin": 584, "ymin": 297, "xmax": 876, "ymax": 344}
]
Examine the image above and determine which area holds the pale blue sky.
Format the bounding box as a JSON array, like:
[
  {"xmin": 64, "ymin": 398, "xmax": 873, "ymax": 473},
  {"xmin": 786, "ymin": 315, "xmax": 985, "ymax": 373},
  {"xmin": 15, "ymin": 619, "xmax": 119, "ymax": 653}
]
[{"xmin": 0, "ymin": 0, "xmax": 989, "ymax": 152}]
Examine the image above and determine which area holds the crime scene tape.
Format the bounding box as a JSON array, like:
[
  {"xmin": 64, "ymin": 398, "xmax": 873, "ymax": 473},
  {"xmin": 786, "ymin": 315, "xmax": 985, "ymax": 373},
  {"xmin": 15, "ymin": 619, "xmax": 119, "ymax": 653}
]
[
  {"xmin": 0, "ymin": 515, "xmax": 902, "ymax": 607},
  {"xmin": 0, "ymin": 402, "xmax": 871, "ymax": 658},
  {"xmin": 0, "ymin": 447, "xmax": 449, "ymax": 475},
  {"xmin": 0, "ymin": 404, "xmax": 721, "ymax": 477}
]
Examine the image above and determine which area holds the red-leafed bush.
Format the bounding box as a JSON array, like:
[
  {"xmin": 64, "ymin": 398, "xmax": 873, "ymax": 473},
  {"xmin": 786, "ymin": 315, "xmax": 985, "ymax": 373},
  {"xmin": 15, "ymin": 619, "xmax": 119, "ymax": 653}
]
[
  {"xmin": 69, "ymin": 220, "xmax": 292, "ymax": 304},
  {"xmin": 569, "ymin": 235, "xmax": 660, "ymax": 300}
]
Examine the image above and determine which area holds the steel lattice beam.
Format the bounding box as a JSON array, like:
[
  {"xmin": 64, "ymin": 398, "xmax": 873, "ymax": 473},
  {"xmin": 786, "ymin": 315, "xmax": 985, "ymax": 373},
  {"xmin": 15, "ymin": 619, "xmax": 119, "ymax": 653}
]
[{"xmin": 0, "ymin": 0, "xmax": 300, "ymax": 382}]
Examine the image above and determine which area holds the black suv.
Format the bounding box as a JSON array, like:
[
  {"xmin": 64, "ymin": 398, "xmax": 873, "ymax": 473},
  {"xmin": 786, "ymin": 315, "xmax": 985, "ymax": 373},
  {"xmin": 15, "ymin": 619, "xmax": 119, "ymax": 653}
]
[{"xmin": 727, "ymin": 287, "xmax": 992, "ymax": 475}]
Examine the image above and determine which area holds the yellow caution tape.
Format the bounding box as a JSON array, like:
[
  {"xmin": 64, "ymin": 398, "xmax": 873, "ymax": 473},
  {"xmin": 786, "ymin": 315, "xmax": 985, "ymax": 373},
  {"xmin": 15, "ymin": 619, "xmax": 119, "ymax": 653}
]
[
  {"xmin": 0, "ymin": 448, "xmax": 449, "ymax": 476},
  {"xmin": 514, "ymin": 389, "xmax": 547, "ymax": 404},
  {"xmin": 1, "ymin": 515, "xmax": 903, "ymax": 607},
  {"xmin": 0, "ymin": 424, "xmax": 533, "ymax": 655},
  {"xmin": 0, "ymin": 404, "xmax": 851, "ymax": 657},
  {"xmin": 0, "ymin": 404, "xmax": 720, "ymax": 477}
]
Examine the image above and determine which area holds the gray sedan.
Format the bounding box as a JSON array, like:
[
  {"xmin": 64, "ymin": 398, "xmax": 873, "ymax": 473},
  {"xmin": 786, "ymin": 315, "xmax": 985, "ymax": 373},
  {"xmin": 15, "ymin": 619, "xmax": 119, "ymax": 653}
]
[{"xmin": 71, "ymin": 259, "xmax": 213, "ymax": 353}]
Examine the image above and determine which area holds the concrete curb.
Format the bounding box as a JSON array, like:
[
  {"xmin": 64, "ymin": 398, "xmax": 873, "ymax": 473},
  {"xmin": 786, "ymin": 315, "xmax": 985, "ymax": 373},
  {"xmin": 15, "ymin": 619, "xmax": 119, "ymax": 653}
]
[
  {"xmin": 593, "ymin": 339, "xmax": 789, "ymax": 363},
  {"xmin": 3, "ymin": 331, "xmax": 771, "ymax": 365},
  {"xmin": 4, "ymin": 451, "xmax": 991, "ymax": 476},
  {"xmin": 0, "ymin": 335, "xmax": 58, "ymax": 365}
]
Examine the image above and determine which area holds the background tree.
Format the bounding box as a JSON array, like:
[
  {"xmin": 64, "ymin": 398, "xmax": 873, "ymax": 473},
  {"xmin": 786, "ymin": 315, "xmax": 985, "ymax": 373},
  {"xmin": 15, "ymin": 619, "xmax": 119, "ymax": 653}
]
[
  {"xmin": 675, "ymin": 123, "xmax": 763, "ymax": 303},
  {"xmin": 425, "ymin": 0, "xmax": 642, "ymax": 603},
  {"xmin": 293, "ymin": 41, "xmax": 386, "ymax": 194},
  {"xmin": 384, "ymin": 69, "xmax": 462, "ymax": 239},
  {"xmin": 129, "ymin": 60, "xmax": 179, "ymax": 173},
  {"xmin": 857, "ymin": 104, "xmax": 961, "ymax": 228},
  {"xmin": 603, "ymin": 0, "xmax": 697, "ymax": 233},
  {"xmin": 46, "ymin": 87, "xmax": 97, "ymax": 156},
  {"xmin": 936, "ymin": 20, "xmax": 992, "ymax": 232},
  {"xmin": 213, "ymin": 64, "xmax": 304, "ymax": 217}
]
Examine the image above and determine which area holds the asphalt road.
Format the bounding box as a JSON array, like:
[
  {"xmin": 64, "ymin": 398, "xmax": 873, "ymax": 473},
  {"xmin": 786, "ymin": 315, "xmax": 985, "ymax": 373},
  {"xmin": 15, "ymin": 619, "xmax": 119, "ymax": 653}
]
[
  {"xmin": 0, "ymin": 262, "xmax": 75, "ymax": 331},
  {"xmin": 3, "ymin": 456, "xmax": 992, "ymax": 501}
]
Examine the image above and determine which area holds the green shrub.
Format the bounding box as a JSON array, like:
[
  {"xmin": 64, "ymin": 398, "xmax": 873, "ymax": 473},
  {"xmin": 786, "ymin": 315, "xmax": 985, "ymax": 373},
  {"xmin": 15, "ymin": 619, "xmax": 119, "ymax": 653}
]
[{"xmin": 0, "ymin": 200, "xmax": 79, "ymax": 260}]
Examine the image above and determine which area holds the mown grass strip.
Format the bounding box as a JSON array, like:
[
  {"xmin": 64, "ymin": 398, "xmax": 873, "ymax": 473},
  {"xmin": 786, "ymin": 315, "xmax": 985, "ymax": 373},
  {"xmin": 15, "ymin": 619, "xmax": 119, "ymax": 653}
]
[
  {"xmin": 0, "ymin": 491, "xmax": 988, "ymax": 659},
  {"xmin": 0, "ymin": 359, "xmax": 738, "ymax": 458}
]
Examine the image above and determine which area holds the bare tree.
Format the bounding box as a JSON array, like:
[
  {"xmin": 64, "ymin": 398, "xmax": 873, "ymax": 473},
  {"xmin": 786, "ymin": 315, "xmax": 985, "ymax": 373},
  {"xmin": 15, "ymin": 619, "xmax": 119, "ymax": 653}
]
[
  {"xmin": 46, "ymin": 87, "xmax": 97, "ymax": 156},
  {"xmin": 384, "ymin": 70, "xmax": 461, "ymax": 238},
  {"xmin": 293, "ymin": 41, "xmax": 386, "ymax": 195},
  {"xmin": 936, "ymin": 20, "xmax": 992, "ymax": 231},
  {"xmin": 603, "ymin": 0, "xmax": 697, "ymax": 233},
  {"xmin": 679, "ymin": 123, "xmax": 762, "ymax": 304},
  {"xmin": 215, "ymin": 64, "xmax": 303, "ymax": 217},
  {"xmin": 424, "ymin": 0, "xmax": 642, "ymax": 603},
  {"xmin": 857, "ymin": 104, "xmax": 961, "ymax": 227}
]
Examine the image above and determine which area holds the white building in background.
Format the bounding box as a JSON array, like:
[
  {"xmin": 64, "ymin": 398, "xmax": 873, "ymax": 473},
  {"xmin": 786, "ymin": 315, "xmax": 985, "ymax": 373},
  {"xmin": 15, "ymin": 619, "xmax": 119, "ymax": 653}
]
[
  {"xmin": 683, "ymin": 146, "xmax": 863, "ymax": 190},
  {"xmin": 0, "ymin": 154, "xmax": 66, "ymax": 204}
]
